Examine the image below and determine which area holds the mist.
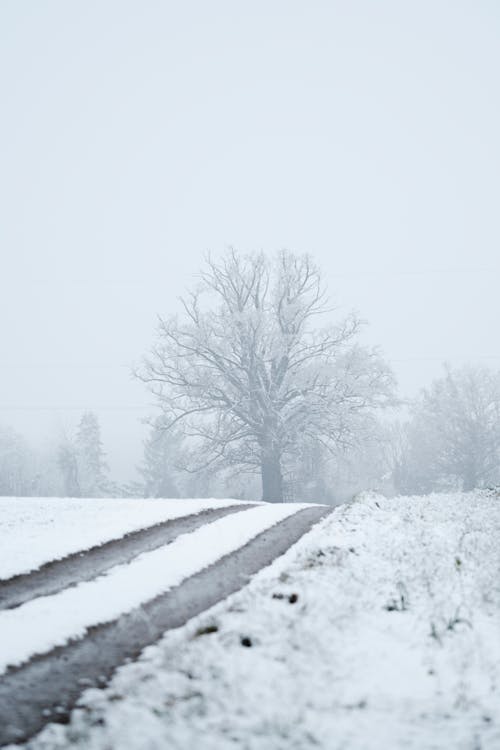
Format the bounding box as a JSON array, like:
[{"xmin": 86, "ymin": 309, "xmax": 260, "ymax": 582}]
[{"xmin": 1, "ymin": 1, "xmax": 499, "ymax": 486}]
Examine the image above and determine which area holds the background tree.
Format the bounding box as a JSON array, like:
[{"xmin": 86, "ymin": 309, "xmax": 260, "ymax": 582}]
[
  {"xmin": 32, "ymin": 443, "xmax": 62, "ymax": 497},
  {"xmin": 75, "ymin": 411, "xmax": 109, "ymax": 497},
  {"xmin": 398, "ymin": 365, "xmax": 500, "ymax": 492},
  {"xmin": 283, "ymin": 437, "xmax": 336, "ymax": 504},
  {"xmin": 138, "ymin": 416, "xmax": 180, "ymax": 498},
  {"xmin": 139, "ymin": 250, "xmax": 395, "ymax": 502},
  {"xmin": 58, "ymin": 432, "xmax": 81, "ymax": 497},
  {"xmin": 0, "ymin": 424, "xmax": 33, "ymax": 496}
]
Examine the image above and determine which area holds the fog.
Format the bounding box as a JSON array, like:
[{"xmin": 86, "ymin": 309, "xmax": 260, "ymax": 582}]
[{"xmin": 1, "ymin": 1, "xmax": 499, "ymax": 482}]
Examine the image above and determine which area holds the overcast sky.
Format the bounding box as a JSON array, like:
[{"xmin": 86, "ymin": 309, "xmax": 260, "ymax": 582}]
[{"xmin": 1, "ymin": 1, "xmax": 499, "ymax": 479}]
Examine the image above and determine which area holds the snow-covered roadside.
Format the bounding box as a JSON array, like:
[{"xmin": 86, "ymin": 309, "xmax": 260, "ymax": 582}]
[
  {"xmin": 0, "ymin": 497, "xmax": 253, "ymax": 580},
  {"xmin": 0, "ymin": 504, "xmax": 308, "ymax": 674},
  {"xmin": 21, "ymin": 491, "xmax": 500, "ymax": 750}
]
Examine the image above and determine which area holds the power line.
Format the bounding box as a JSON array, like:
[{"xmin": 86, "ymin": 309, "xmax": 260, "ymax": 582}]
[
  {"xmin": 0, "ymin": 365, "xmax": 130, "ymax": 371},
  {"xmin": 330, "ymin": 268, "xmax": 499, "ymax": 278},
  {"xmin": 389, "ymin": 355, "xmax": 500, "ymax": 363},
  {"xmin": 2, "ymin": 268, "xmax": 498, "ymax": 286},
  {"xmin": 2, "ymin": 354, "xmax": 500, "ymax": 370},
  {"xmin": 0, "ymin": 406, "xmax": 150, "ymax": 412}
]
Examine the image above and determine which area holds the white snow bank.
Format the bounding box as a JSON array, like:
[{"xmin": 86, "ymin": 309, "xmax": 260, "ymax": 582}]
[
  {"xmin": 22, "ymin": 490, "xmax": 500, "ymax": 750},
  {"xmin": 0, "ymin": 503, "xmax": 307, "ymax": 674},
  {"xmin": 0, "ymin": 497, "xmax": 253, "ymax": 580}
]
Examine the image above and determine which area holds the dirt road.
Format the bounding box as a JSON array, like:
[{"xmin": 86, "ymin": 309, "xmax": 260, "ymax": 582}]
[{"xmin": 0, "ymin": 504, "xmax": 331, "ymax": 746}]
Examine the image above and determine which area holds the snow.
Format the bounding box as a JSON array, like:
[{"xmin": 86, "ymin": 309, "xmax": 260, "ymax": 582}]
[
  {"xmin": 18, "ymin": 490, "xmax": 500, "ymax": 750},
  {"xmin": 0, "ymin": 503, "xmax": 307, "ymax": 674},
  {"xmin": 0, "ymin": 497, "xmax": 254, "ymax": 580}
]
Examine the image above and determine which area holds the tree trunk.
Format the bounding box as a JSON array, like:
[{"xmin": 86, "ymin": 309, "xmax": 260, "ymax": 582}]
[{"xmin": 261, "ymin": 448, "xmax": 283, "ymax": 502}]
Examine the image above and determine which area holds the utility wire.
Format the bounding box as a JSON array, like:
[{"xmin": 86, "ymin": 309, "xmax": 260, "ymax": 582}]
[{"xmin": 2, "ymin": 354, "xmax": 500, "ymax": 369}]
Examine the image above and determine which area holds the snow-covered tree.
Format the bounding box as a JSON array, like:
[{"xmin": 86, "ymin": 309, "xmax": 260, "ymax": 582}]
[
  {"xmin": 400, "ymin": 365, "xmax": 500, "ymax": 492},
  {"xmin": 138, "ymin": 416, "xmax": 180, "ymax": 498},
  {"xmin": 75, "ymin": 412, "xmax": 109, "ymax": 497},
  {"xmin": 285, "ymin": 423, "xmax": 396, "ymax": 505},
  {"xmin": 31, "ymin": 443, "xmax": 63, "ymax": 497},
  {"xmin": 138, "ymin": 250, "xmax": 395, "ymax": 502},
  {"xmin": 0, "ymin": 424, "xmax": 33, "ymax": 496},
  {"xmin": 58, "ymin": 433, "xmax": 81, "ymax": 497}
]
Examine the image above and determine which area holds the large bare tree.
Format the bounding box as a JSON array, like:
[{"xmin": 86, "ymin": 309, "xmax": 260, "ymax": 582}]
[{"xmin": 138, "ymin": 250, "xmax": 395, "ymax": 501}]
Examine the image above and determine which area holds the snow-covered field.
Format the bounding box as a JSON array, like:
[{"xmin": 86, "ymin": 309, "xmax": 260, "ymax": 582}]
[
  {"xmin": 0, "ymin": 497, "xmax": 252, "ymax": 579},
  {"xmin": 18, "ymin": 490, "xmax": 500, "ymax": 750}
]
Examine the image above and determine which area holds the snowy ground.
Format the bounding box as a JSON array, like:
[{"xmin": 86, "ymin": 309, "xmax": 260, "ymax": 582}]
[
  {"xmin": 16, "ymin": 490, "xmax": 500, "ymax": 750},
  {"xmin": 0, "ymin": 497, "xmax": 251, "ymax": 579},
  {"xmin": 0, "ymin": 503, "xmax": 306, "ymax": 674}
]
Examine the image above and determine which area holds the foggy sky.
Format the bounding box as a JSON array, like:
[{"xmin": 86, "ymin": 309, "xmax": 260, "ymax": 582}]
[{"xmin": 1, "ymin": 1, "xmax": 499, "ymax": 480}]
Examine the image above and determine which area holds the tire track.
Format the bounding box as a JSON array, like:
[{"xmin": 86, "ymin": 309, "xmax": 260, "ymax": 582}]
[
  {"xmin": 0, "ymin": 504, "xmax": 256, "ymax": 611},
  {"xmin": 0, "ymin": 505, "xmax": 331, "ymax": 746}
]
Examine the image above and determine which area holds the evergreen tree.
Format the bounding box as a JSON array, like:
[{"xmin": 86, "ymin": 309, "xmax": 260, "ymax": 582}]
[{"xmin": 75, "ymin": 412, "xmax": 109, "ymax": 497}]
